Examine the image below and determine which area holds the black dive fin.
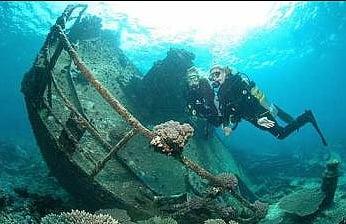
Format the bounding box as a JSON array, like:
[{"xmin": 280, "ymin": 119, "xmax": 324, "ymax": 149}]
[{"xmin": 309, "ymin": 111, "xmax": 328, "ymax": 146}]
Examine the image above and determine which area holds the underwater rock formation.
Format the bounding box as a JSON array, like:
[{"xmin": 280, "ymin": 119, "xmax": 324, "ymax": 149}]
[
  {"xmin": 278, "ymin": 160, "xmax": 342, "ymax": 218},
  {"xmin": 135, "ymin": 48, "xmax": 195, "ymax": 124},
  {"xmin": 321, "ymin": 160, "xmax": 340, "ymax": 208},
  {"xmin": 278, "ymin": 188, "xmax": 325, "ymax": 217}
]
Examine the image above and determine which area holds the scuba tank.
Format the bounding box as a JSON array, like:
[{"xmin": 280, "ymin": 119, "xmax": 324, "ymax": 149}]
[{"xmin": 250, "ymin": 86, "xmax": 278, "ymax": 117}]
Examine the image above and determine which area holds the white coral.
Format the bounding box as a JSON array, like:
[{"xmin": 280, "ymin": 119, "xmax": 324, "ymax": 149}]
[{"xmin": 41, "ymin": 210, "xmax": 119, "ymax": 224}]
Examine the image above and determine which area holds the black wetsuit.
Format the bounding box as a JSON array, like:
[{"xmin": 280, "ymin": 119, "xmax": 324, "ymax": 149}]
[
  {"xmin": 216, "ymin": 73, "xmax": 314, "ymax": 140},
  {"xmin": 187, "ymin": 78, "xmax": 224, "ymax": 126},
  {"xmin": 187, "ymin": 73, "xmax": 327, "ymax": 145}
]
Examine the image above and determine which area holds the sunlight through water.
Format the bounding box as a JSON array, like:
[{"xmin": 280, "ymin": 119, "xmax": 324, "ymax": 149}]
[{"xmin": 80, "ymin": 1, "xmax": 301, "ymax": 54}]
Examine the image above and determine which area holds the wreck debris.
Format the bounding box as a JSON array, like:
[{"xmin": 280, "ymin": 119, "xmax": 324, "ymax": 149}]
[
  {"xmin": 56, "ymin": 21, "xmax": 266, "ymax": 221},
  {"xmin": 56, "ymin": 24, "xmax": 154, "ymax": 140},
  {"xmin": 20, "ymin": 4, "xmax": 269, "ymax": 222}
]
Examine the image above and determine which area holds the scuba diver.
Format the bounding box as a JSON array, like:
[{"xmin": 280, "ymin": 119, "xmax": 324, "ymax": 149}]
[
  {"xmin": 185, "ymin": 66, "xmax": 221, "ymax": 139},
  {"xmin": 186, "ymin": 65, "xmax": 328, "ymax": 146},
  {"xmin": 186, "ymin": 67, "xmax": 220, "ymax": 126}
]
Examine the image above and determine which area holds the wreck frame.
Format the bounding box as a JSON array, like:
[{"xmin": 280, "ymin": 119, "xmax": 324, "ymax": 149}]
[{"xmin": 21, "ymin": 4, "xmax": 266, "ymax": 223}]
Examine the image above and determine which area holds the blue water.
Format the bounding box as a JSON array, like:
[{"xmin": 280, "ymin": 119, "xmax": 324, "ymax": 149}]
[{"xmin": 0, "ymin": 1, "xmax": 345, "ymax": 156}]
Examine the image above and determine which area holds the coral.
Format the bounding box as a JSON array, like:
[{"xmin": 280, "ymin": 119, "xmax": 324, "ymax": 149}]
[
  {"xmin": 41, "ymin": 213, "xmax": 70, "ymax": 224},
  {"xmin": 251, "ymin": 200, "xmax": 269, "ymax": 220},
  {"xmin": 203, "ymin": 220, "xmax": 239, "ymax": 224},
  {"xmin": 0, "ymin": 211, "xmax": 36, "ymax": 224},
  {"xmin": 41, "ymin": 210, "xmax": 119, "ymax": 224},
  {"xmin": 204, "ymin": 219, "xmax": 227, "ymax": 224},
  {"xmin": 136, "ymin": 216, "xmax": 177, "ymax": 224},
  {"xmin": 228, "ymin": 221, "xmax": 239, "ymax": 224},
  {"xmin": 150, "ymin": 120, "xmax": 194, "ymax": 155},
  {"xmin": 13, "ymin": 186, "xmax": 67, "ymax": 219},
  {"xmin": 278, "ymin": 188, "xmax": 325, "ymax": 217},
  {"xmin": 0, "ymin": 189, "xmax": 10, "ymax": 209},
  {"xmin": 214, "ymin": 173, "xmax": 238, "ymax": 192}
]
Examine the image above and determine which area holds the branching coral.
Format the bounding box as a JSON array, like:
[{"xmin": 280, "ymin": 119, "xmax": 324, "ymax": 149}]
[
  {"xmin": 213, "ymin": 173, "xmax": 238, "ymax": 192},
  {"xmin": 251, "ymin": 200, "xmax": 269, "ymax": 220},
  {"xmin": 150, "ymin": 120, "xmax": 194, "ymax": 155},
  {"xmin": 41, "ymin": 210, "xmax": 119, "ymax": 224}
]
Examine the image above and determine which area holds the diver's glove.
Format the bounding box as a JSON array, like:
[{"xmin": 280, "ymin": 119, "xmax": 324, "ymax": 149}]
[
  {"xmin": 222, "ymin": 125, "xmax": 233, "ymax": 136},
  {"xmin": 257, "ymin": 117, "xmax": 275, "ymax": 129}
]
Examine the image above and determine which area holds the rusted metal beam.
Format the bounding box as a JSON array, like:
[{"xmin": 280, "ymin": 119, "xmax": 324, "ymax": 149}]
[
  {"xmin": 56, "ymin": 25, "xmax": 154, "ymax": 140},
  {"xmin": 90, "ymin": 129, "xmax": 137, "ymax": 177}
]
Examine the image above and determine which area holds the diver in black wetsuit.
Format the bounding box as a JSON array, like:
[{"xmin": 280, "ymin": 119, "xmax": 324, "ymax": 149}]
[
  {"xmin": 185, "ymin": 67, "xmax": 222, "ymax": 139},
  {"xmin": 186, "ymin": 67, "xmax": 221, "ymax": 126},
  {"xmin": 186, "ymin": 65, "xmax": 328, "ymax": 146}
]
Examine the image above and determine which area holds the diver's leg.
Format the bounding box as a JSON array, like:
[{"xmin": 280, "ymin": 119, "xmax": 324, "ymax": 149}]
[
  {"xmin": 273, "ymin": 104, "xmax": 294, "ymax": 123},
  {"xmin": 303, "ymin": 110, "xmax": 328, "ymax": 146},
  {"xmin": 267, "ymin": 110, "xmax": 327, "ymax": 146},
  {"xmin": 250, "ymin": 111, "xmax": 313, "ymax": 140},
  {"xmin": 248, "ymin": 113, "xmax": 285, "ymax": 138}
]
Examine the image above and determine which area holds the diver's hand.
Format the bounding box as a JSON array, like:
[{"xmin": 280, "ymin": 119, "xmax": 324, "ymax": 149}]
[
  {"xmin": 257, "ymin": 117, "xmax": 275, "ymax": 128},
  {"xmin": 223, "ymin": 126, "xmax": 232, "ymax": 136}
]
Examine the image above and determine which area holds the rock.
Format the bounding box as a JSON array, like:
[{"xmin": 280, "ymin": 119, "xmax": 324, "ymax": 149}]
[
  {"xmin": 278, "ymin": 188, "xmax": 325, "ymax": 217},
  {"xmin": 135, "ymin": 48, "xmax": 195, "ymax": 123}
]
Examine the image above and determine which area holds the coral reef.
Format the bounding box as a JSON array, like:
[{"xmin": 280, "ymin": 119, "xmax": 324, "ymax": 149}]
[
  {"xmin": 0, "ymin": 211, "xmax": 37, "ymax": 224},
  {"xmin": 0, "ymin": 188, "xmax": 10, "ymax": 209},
  {"xmin": 215, "ymin": 173, "xmax": 239, "ymax": 192},
  {"xmin": 204, "ymin": 219, "xmax": 227, "ymax": 224},
  {"xmin": 150, "ymin": 120, "xmax": 194, "ymax": 155},
  {"xmin": 159, "ymin": 188, "xmax": 241, "ymax": 224},
  {"xmin": 136, "ymin": 216, "xmax": 177, "ymax": 224},
  {"xmin": 96, "ymin": 208, "xmax": 135, "ymax": 224},
  {"xmin": 0, "ymin": 188, "xmax": 70, "ymax": 224},
  {"xmin": 13, "ymin": 187, "xmax": 67, "ymax": 219},
  {"xmin": 41, "ymin": 210, "xmax": 119, "ymax": 224},
  {"xmin": 251, "ymin": 200, "xmax": 269, "ymax": 220}
]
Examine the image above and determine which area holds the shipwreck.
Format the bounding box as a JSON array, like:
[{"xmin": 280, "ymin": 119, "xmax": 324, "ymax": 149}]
[{"xmin": 21, "ymin": 4, "xmax": 267, "ymax": 223}]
